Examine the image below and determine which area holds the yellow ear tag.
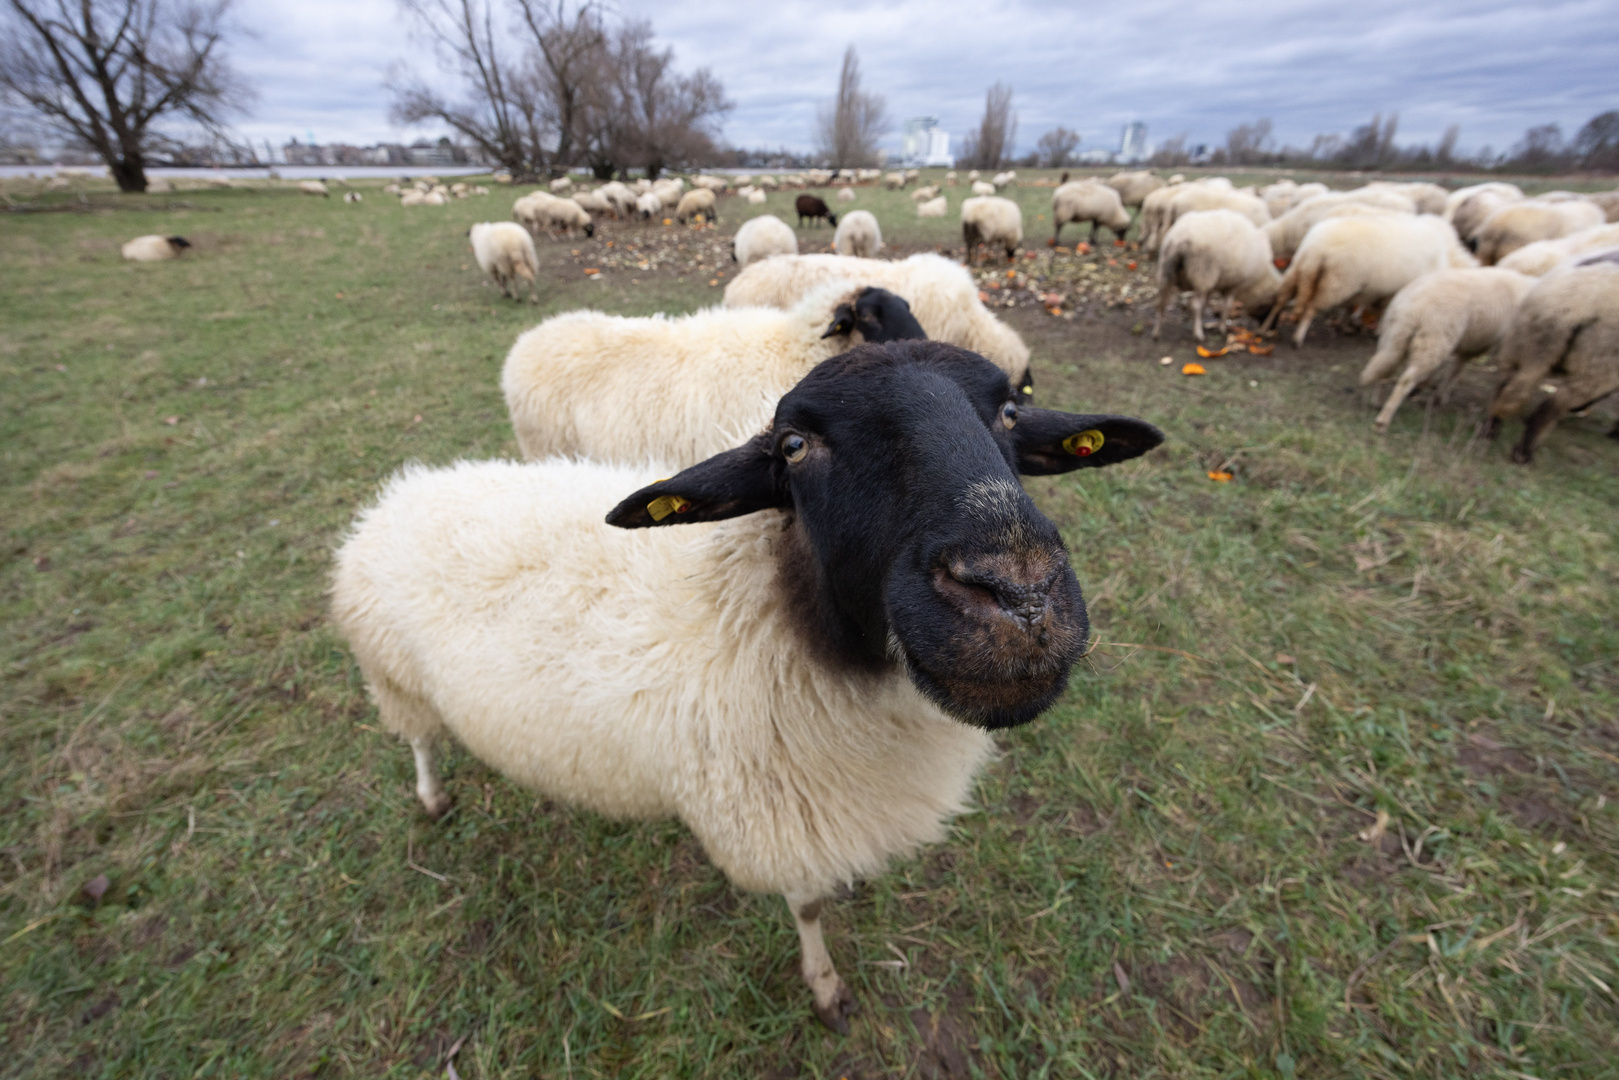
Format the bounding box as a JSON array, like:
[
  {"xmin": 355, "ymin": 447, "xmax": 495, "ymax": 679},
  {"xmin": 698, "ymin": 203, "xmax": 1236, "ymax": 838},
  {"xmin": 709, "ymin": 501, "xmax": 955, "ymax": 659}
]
[
  {"xmin": 646, "ymin": 495, "xmax": 691, "ymax": 522},
  {"xmin": 1022, "ymin": 384, "xmax": 1034, "ymax": 395},
  {"xmin": 1063, "ymin": 429, "xmax": 1104, "ymax": 457}
]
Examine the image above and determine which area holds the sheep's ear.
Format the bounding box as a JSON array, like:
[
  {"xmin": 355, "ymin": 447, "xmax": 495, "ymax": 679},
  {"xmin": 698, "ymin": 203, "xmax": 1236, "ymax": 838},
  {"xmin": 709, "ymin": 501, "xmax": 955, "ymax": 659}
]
[
  {"xmin": 821, "ymin": 303, "xmax": 855, "ymax": 339},
  {"xmin": 1011, "ymin": 409, "xmax": 1164, "ymax": 475},
  {"xmin": 606, "ymin": 433, "xmax": 786, "ymax": 528}
]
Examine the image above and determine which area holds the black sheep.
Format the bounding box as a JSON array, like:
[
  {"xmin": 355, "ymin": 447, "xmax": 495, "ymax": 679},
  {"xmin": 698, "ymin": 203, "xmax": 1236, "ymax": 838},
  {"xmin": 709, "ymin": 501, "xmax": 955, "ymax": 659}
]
[{"xmin": 796, "ymin": 194, "xmax": 837, "ymax": 228}]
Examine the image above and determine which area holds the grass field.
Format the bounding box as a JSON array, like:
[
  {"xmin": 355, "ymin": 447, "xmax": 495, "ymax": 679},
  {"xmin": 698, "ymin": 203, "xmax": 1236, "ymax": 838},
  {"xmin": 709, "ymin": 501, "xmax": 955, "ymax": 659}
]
[{"xmin": 2, "ymin": 169, "xmax": 1617, "ymax": 1079}]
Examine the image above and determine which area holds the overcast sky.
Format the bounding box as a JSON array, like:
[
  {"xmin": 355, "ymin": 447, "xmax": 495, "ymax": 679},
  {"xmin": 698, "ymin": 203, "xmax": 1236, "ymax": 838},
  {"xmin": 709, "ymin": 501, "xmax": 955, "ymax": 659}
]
[{"xmin": 230, "ymin": 0, "xmax": 1619, "ymax": 159}]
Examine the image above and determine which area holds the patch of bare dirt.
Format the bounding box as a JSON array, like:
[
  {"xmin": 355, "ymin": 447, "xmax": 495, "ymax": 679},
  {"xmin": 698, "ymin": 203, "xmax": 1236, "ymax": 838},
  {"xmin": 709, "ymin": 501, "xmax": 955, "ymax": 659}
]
[{"xmin": 909, "ymin": 985, "xmax": 977, "ymax": 1079}]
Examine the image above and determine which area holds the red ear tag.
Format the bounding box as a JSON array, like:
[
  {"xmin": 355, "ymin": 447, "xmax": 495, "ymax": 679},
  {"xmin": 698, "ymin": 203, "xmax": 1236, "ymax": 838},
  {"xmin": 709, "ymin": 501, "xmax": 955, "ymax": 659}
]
[{"xmin": 1063, "ymin": 430, "xmax": 1105, "ymax": 456}]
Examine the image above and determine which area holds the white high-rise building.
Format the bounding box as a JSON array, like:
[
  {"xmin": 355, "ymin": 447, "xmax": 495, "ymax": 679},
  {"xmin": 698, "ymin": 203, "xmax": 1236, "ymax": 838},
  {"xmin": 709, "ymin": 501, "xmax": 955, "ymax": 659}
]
[
  {"xmin": 1119, "ymin": 121, "xmax": 1149, "ymax": 162},
  {"xmin": 903, "ymin": 117, "xmax": 953, "ymax": 167}
]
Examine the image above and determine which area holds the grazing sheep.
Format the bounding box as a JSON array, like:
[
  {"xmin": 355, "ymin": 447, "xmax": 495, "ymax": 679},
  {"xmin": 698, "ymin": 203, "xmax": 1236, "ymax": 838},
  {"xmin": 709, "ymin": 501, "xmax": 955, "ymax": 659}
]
[
  {"xmin": 343, "ymin": 191, "xmax": 363, "ymax": 203},
  {"xmin": 967, "ymin": 170, "xmax": 980, "ymax": 182},
  {"xmin": 121, "ymin": 234, "xmax": 191, "ymax": 262},
  {"xmin": 636, "ymin": 191, "xmax": 663, "ymax": 219},
  {"xmin": 693, "ymin": 175, "xmax": 729, "ymax": 193},
  {"xmin": 400, "ymin": 190, "xmax": 444, "ymax": 207},
  {"xmin": 991, "ymin": 171, "xmax": 1016, "ymax": 188},
  {"xmin": 757, "ymin": 175, "xmax": 779, "ymax": 190},
  {"xmin": 503, "ymin": 283, "xmax": 928, "ymax": 466},
  {"xmin": 884, "ymin": 172, "xmax": 907, "ymax": 189},
  {"xmin": 1360, "ymin": 268, "xmax": 1534, "ymax": 430},
  {"xmin": 1105, "ymin": 170, "xmax": 1165, "ymax": 209},
  {"xmin": 335, "ymin": 342, "xmax": 1163, "ymax": 1033},
  {"xmin": 733, "ymin": 214, "xmax": 799, "ymax": 267},
  {"xmin": 836, "ymin": 187, "xmax": 856, "ymax": 202},
  {"xmin": 1152, "ymin": 210, "xmax": 1281, "ymax": 343},
  {"xmin": 917, "ymin": 196, "xmax": 948, "ymax": 218},
  {"xmin": 1366, "ymin": 181, "xmax": 1448, "ymax": 215},
  {"xmin": 468, "ymin": 221, "xmax": 540, "ymax": 303},
  {"xmin": 597, "ymin": 181, "xmax": 640, "ymax": 219},
  {"xmin": 904, "ymin": 168, "xmax": 919, "ymax": 183},
  {"xmin": 945, "ymin": 171, "xmax": 957, "ymax": 186},
  {"xmin": 1496, "ymin": 224, "xmax": 1619, "ymax": 276},
  {"xmin": 383, "ymin": 183, "xmax": 402, "ymax": 195},
  {"xmin": 472, "ymin": 186, "xmax": 490, "ymax": 195},
  {"xmin": 1052, "ymin": 181, "xmax": 1131, "ymax": 246},
  {"xmin": 675, "ymin": 188, "xmax": 718, "ymax": 224},
  {"xmin": 573, "ymin": 190, "xmax": 613, "ymax": 215},
  {"xmin": 1473, "ymin": 199, "xmax": 1606, "ymax": 265},
  {"xmin": 795, "ymin": 194, "xmax": 836, "ymax": 228},
  {"xmin": 518, "ymin": 192, "xmax": 595, "ymax": 237},
  {"xmin": 724, "ymin": 252, "xmax": 1032, "ymax": 391},
  {"xmin": 1263, "ymin": 188, "xmax": 1417, "ymax": 262},
  {"xmin": 1446, "ymin": 183, "xmax": 1524, "ymax": 246},
  {"xmin": 1485, "ymin": 264, "xmax": 1619, "ymax": 462},
  {"xmin": 910, "ymin": 185, "xmax": 940, "ymax": 202},
  {"xmin": 1141, "ymin": 182, "xmax": 1271, "ymax": 254},
  {"xmin": 833, "ymin": 210, "xmax": 882, "ymax": 258},
  {"xmin": 962, "ymin": 196, "xmax": 1024, "ymax": 265},
  {"xmin": 1261, "ymin": 214, "xmax": 1477, "ymax": 346},
  {"xmin": 744, "ymin": 189, "xmax": 766, "ymax": 205},
  {"xmin": 298, "ymin": 180, "xmax": 330, "ymax": 198},
  {"xmin": 1587, "ymin": 191, "xmax": 1619, "ymax": 223},
  {"xmin": 971, "ymin": 180, "xmax": 996, "ymax": 197}
]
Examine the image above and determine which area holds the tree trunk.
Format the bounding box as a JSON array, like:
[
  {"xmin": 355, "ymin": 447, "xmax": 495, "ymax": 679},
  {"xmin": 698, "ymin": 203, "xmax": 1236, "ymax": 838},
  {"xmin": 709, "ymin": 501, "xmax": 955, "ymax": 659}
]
[
  {"xmin": 646, "ymin": 159, "xmax": 663, "ymax": 180},
  {"xmin": 110, "ymin": 155, "xmax": 148, "ymax": 193},
  {"xmin": 591, "ymin": 161, "xmax": 615, "ymax": 180}
]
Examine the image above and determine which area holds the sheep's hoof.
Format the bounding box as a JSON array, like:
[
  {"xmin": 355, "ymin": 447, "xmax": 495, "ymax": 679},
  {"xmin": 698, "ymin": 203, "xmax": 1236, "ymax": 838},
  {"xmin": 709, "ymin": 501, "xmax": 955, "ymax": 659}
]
[
  {"xmin": 812, "ymin": 980, "xmax": 858, "ymax": 1035},
  {"xmin": 420, "ymin": 791, "xmax": 453, "ymax": 819},
  {"xmin": 1509, "ymin": 444, "xmax": 1535, "ymax": 465}
]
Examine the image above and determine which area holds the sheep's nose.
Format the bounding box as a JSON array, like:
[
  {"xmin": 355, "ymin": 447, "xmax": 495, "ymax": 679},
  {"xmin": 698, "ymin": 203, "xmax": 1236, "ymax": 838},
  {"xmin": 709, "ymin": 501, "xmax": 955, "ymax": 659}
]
[{"xmin": 933, "ymin": 552, "xmax": 1064, "ymax": 632}]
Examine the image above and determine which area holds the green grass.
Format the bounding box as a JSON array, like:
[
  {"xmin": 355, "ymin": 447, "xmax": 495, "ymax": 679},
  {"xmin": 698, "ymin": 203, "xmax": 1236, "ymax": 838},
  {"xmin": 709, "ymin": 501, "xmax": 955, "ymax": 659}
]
[{"xmin": 2, "ymin": 173, "xmax": 1617, "ymax": 1079}]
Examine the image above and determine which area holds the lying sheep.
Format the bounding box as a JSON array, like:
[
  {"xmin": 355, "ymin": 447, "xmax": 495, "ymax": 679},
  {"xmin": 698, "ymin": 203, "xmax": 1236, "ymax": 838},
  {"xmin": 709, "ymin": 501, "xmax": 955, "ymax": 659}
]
[
  {"xmin": 1263, "ymin": 188, "xmax": 1416, "ymax": 262},
  {"xmin": 1359, "ymin": 268, "xmax": 1534, "ymax": 430},
  {"xmin": 335, "ymin": 341, "xmax": 1162, "ymax": 1033},
  {"xmin": 400, "ymin": 190, "xmax": 445, "ymax": 206},
  {"xmin": 970, "ymin": 180, "xmax": 996, "ymax": 197},
  {"xmin": 833, "ymin": 210, "xmax": 882, "ymax": 258},
  {"xmin": 1152, "ymin": 210, "xmax": 1280, "ymax": 343},
  {"xmin": 503, "ymin": 282, "xmax": 927, "ymax": 466},
  {"xmin": 468, "ymin": 222, "xmax": 540, "ymax": 303},
  {"xmin": 836, "ymin": 186, "xmax": 856, "ymax": 202},
  {"xmin": 1052, "ymin": 181, "xmax": 1131, "ymax": 246},
  {"xmin": 992, "ymin": 170, "xmax": 1016, "ymax": 188},
  {"xmin": 962, "ymin": 195, "xmax": 1023, "ymax": 265},
  {"xmin": 121, "ymin": 235, "xmax": 191, "ymax": 262},
  {"xmin": 1261, "ymin": 214, "xmax": 1477, "ymax": 346},
  {"xmin": 917, "ymin": 196, "xmax": 948, "ymax": 218},
  {"xmin": 675, "ymin": 188, "xmax": 718, "ymax": 223},
  {"xmin": 1106, "ymin": 170, "xmax": 1165, "ymax": 209},
  {"xmin": 343, "ymin": 191, "xmax": 363, "ymax": 203},
  {"xmin": 725, "ymin": 253, "xmax": 1031, "ymax": 391},
  {"xmin": 298, "ymin": 180, "xmax": 330, "ymax": 198},
  {"xmin": 1485, "ymin": 264, "xmax": 1619, "ymax": 462},
  {"xmin": 733, "ymin": 214, "xmax": 798, "ymax": 266},
  {"xmin": 1497, "ymin": 224, "xmax": 1619, "ymax": 276},
  {"xmin": 795, "ymin": 194, "xmax": 836, "ymax": 228},
  {"xmin": 1473, "ymin": 199, "xmax": 1606, "ymax": 265}
]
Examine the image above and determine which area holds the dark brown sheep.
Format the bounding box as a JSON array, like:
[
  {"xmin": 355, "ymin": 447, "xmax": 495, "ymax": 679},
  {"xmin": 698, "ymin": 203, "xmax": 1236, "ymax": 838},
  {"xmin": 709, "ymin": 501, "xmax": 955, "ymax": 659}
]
[{"xmin": 796, "ymin": 194, "xmax": 837, "ymax": 228}]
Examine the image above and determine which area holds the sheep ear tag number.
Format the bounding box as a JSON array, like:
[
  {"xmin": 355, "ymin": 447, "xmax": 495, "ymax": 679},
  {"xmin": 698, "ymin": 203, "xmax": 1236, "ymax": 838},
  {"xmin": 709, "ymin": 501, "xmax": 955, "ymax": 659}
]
[
  {"xmin": 1064, "ymin": 430, "xmax": 1104, "ymax": 457},
  {"xmin": 647, "ymin": 495, "xmax": 692, "ymax": 522}
]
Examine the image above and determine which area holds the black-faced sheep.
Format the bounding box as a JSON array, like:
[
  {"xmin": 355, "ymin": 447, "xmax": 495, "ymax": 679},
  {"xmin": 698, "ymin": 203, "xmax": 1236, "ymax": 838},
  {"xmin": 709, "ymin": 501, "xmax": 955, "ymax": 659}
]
[
  {"xmin": 332, "ymin": 342, "xmax": 1164, "ymax": 1032},
  {"xmin": 121, "ymin": 235, "xmax": 191, "ymax": 262},
  {"xmin": 796, "ymin": 194, "xmax": 836, "ymax": 228}
]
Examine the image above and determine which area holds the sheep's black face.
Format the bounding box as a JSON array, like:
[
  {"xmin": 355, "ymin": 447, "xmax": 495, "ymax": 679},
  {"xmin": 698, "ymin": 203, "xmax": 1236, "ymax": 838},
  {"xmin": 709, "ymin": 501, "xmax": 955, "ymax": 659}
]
[
  {"xmin": 606, "ymin": 342, "xmax": 1164, "ymax": 730},
  {"xmin": 821, "ymin": 288, "xmax": 926, "ymax": 344}
]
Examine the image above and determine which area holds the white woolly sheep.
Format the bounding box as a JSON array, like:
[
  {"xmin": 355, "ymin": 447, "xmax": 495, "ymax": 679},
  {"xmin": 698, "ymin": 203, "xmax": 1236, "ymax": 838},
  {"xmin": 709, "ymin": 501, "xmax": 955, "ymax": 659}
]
[
  {"xmin": 1473, "ymin": 199, "xmax": 1606, "ymax": 265},
  {"xmin": 910, "ymin": 185, "xmax": 940, "ymax": 202},
  {"xmin": 1261, "ymin": 213, "xmax": 1477, "ymax": 346},
  {"xmin": 1152, "ymin": 210, "xmax": 1281, "ymax": 343},
  {"xmin": 1366, "ymin": 181, "xmax": 1448, "ymax": 215},
  {"xmin": 745, "ymin": 190, "xmax": 766, "ymax": 205},
  {"xmin": 572, "ymin": 190, "xmax": 612, "ymax": 215},
  {"xmin": 121, "ymin": 234, "xmax": 191, "ymax": 262},
  {"xmin": 833, "ymin": 210, "xmax": 882, "ymax": 258},
  {"xmin": 1105, "ymin": 170, "xmax": 1165, "ymax": 209},
  {"xmin": 343, "ymin": 191, "xmax": 363, "ymax": 203},
  {"xmin": 917, "ymin": 196, "xmax": 947, "ymax": 218},
  {"xmin": 1446, "ymin": 183, "xmax": 1524, "ymax": 246},
  {"xmin": 1497, "ymin": 224, "xmax": 1619, "ymax": 276},
  {"xmin": 904, "ymin": 168, "xmax": 919, "ymax": 182},
  {"xmin": 1587, "ymin": 191, "xmax": 1619, "ymax": 223},
  {"xmin": 971, "ymin": 179, "xmax": 996, "ymax": 197},
  {"xmin": 836, "ymin": 187, "xmax": 855, "ymax": 202},
  {"xmin": 884, "ymin": 172, "xmax": 906, "ymax": 190},
  {"xmin": 1142, "ymin": 183, "xmax": 1270, "ymax": 253},
  {"xmin": 693, "ymin": 175, "xmax": 729, "ymax": 193},
  {"xmin": 334, "ymin": 343, "xmax": 1161, "ymax": 1032},
  {"xmin": 1263, "ymin": 188, "xmax": 1416, "ymax": 262},
  {"xmin": 596, "ymin": 181, "xmax": 640, "ymax": 219},
  {"xmin": 967, "ymin": 169, "xmax": 980, "ymax": 182},
  {"xmin": 962, "ymin": 195, "xmax": 1024, "ymax": 264},
  {"xmin": 724, "ymin": 253, "xmax": 1031, "ymax": 390},
  {"xmin": 1052, "ymin": 181, "xmax": 1131, "ymax": 246},
  {"xmin": 298, "ymin": 180, "xmax": 330, "ymax": 198},
  {"xmin": 549, "ymin": 176, "xmax": 574, "ymax": 194},
  {"xmin": 991, "ymin": 171, "xmax": 1016, "ymax": 188},
  {"xmin": 1359, "ymin": 268, "xmax": 1534, "ymax": 431},
  {"xmin": 675, "ymin": 188, "xmax": 718, "ymax": 223},
  {"xmin": 468, "ymin": 221, "xmax": 540, "ymax": 303},
  {"xmin": 636, "ymin": 191, "xmax": 663, "ymax": 218},
  {"xmin": 1486, "ymin": 264, "xmax": 1619, "ymax": 462},
  {"xmin": 733, "ymin": 214, "xmax": 799, "ymax": 267},
  {"xmin": 503, "ymin": 281, "xmax": 926, "ymax": 466}
]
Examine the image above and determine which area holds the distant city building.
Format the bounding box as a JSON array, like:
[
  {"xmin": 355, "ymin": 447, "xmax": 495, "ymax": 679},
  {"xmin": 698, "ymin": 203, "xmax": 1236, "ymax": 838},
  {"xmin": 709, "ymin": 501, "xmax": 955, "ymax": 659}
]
[
  {"xmin": 901, "ymin": 117, "xmax": 953, "ymax": 167},
  {"xmin": 1118, "ymin": 121, "xmax": 1149, "ymax": 162}
]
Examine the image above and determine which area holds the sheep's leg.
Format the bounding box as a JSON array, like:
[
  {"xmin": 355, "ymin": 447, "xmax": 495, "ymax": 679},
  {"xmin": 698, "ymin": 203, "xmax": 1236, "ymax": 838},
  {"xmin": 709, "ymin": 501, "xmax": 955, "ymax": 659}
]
[
  {"xmin": 1292, "ymin": 304, "xmax": 1317, "ymax": 347},
  {"xmin": 1088, "ymin": 221, "xmax": 1099, "ymax": 245},
  {"xmin": 1151, "ymin": 286, "xmax": 1170, "ymax": 340},
  {"xmin": 1189, "ymin": 292, "xmax": 1206, "ymax": 343},
  {"xmin": 785, "ymin": 892, "xmax": 856, "ymax": 1034},
  {"xmin": 1219, "ymin": 294, "xmax": 1232, "ymax": 335},
  {"xmin": 411, "ymin": 736, "xmax": 453, "ymax": 818},
  {"xmin": 1374, "ymin": 365, "xmax": 1427, "ymax": 432}
]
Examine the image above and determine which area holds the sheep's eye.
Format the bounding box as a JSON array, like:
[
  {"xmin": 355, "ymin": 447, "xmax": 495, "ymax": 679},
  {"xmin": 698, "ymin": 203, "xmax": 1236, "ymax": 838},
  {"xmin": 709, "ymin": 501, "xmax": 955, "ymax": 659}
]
[
  {"xmin": 1000, "ymin": 401, "xmax": 1019, "ymax": 429},
  {"xmin": 781, "ymin": 434, "xmax": 808, "ymax": 463}
]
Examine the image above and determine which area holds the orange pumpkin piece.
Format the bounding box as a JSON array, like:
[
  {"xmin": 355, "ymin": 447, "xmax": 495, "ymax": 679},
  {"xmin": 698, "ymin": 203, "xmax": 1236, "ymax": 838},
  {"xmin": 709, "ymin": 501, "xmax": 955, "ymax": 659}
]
[
  {"xmin": 1195, "ymin": 345, "xmax": 1229, "ymax": 358},
  {"xmin": 1207, "ymin": 470, "xmax": 1234, "ymax": 482},
  {"xmin": 1182, "ymin": 362, "xmax": 1207, "ymax": 375}
]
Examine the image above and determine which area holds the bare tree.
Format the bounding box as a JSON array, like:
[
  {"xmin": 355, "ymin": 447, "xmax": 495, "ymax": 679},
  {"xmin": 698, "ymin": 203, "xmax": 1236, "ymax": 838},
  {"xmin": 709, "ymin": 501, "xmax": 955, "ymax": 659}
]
[
  {"xmin": 1505, "ymin": 123, "xmax": 1569, "ymax": 173},
  {"xmin": 814, "ymin": 45, "xmax": 886, "ymax": 167},
  {"xmin": 0, "ymin": 0, "xmax": 248, "ymax": 192},
  {"xmin": 1035, "ymin": 126, "xmax": 1079, "ymax": 168},
  {"xmin": 1573, "ymin": 111, "xmax": 1619, "ymax": 172},
  {"xmin": 1224, "ymin": 118, "xmax": 1273, "ymax": 164},
  {"xmin": 1149, "ymin": 133, "xmax": 1188, "ymax": 167},
  {"xmin": 592, "ymin": 19, "xmax": 729, "ymax": 179},
  {"xmin": 961, "ymin": 82, "xmax": 1016, "ymax": 170},
  {"xmin": 1435, "ymin": 124, "xmax": 1460, "ymax": 166}
]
